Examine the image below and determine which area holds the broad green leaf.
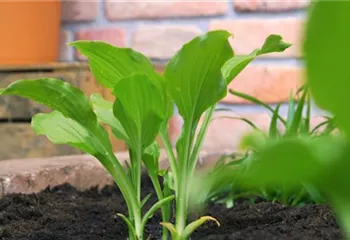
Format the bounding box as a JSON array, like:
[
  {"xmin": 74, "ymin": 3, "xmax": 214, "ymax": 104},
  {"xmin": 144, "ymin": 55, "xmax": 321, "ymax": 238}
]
[
  {"xmin": 70, "ymin": 41, "xmax": 173, "ymax": 122},
  {"xmin": 304, "ymin": 1, "xmax": 350, "ymax": 136},
  {"xmin": 0, "ymin": 79, "xmax": 133, "ymax": 195},
  {"xmin": 0, "ymin": 78, "xmax": 97, "ymax": 129},
  {"xmin": 222, "ymin": 34, "xmax": 291, "ymax": 83},
  {"xmin": 113, "ymin": 73, "xmax": 164, "ymax": 150},
  {"xmin": 165, "ymin": 30, "xmax": 234, "ymax": 122},
  {"xmin": 69, "ymin": 41, "xmax": 155, "ymax": 88},
  {"xmin": 90, "ymin": 93, "xmax": 128, "ymax": 142},
  {"xmin": 32, "ymin": 111, "xmax": 96, "ymax": 155}
]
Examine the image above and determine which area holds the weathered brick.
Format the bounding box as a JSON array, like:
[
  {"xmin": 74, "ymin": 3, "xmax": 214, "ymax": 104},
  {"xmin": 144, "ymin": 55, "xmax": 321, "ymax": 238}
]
[
  {"xmin": 0, "ymin": 123, "xmax": 81, "ymax": 160},
  {"xmin": 61, "ymin": 0, "xmax": 98, "ymax": 22},
  {"xmin": 74, "ymin": 28, "xmax": 126, "ymax": 60},
  {"xmin": 105, "ymin": 1, "xmax": 227, "ymax": 20},
  {"xmin": 132, "ymin": 25, "xmax": 202, "ymax": 59},
  {"xmin": 224, "ymin": 65, "xmax": 304, "ymax": 104},
  {"xmin": 210, "ymin": 18, "xmax": 304, "ymax": 57},
  {"xmin": 59, "ymin": 30, "xmax": 72, "ymax": 61},
  {"xmin": 233, "ymin": 0, "xmax": 309, "ymax": 12},
  {"xmin": 0, "ymin": 150, "xmax": 172, "ymax": 195}
]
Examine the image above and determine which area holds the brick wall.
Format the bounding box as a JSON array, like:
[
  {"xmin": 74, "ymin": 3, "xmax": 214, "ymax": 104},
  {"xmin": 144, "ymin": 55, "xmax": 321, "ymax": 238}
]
[{"xmin": 58, "ymin": 0, "xmax": 320, "ymax": 152}]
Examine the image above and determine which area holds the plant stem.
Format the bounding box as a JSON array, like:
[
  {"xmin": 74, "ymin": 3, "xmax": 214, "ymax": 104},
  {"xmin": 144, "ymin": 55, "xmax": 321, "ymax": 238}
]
[
  {"xmin": 134, "ymin": 147, "xmax": 143, "ymax": 239},
  {"xmin": 149, "ymin": 174, "xmax": 170, "ymax": 240},
  {"xmin": 188, "ymin": 105, "xmax": 216, "ymax": 176},
  {"xmin": 104, "ymin": 153, "xmax": 142, "ymax": 239},
  {"xmin": 160, "ymin": 129, "xmax": 178, "ymax": 190},
  {"xmin": 175, "ymin": 121, "xmax": 194, "ymax": 236}
]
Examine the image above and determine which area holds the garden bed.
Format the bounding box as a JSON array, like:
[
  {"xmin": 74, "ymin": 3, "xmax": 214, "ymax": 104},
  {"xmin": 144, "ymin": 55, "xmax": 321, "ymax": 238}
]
[{"xmin": 0, "ymin": 162, "xmax": 342, "ymax": 240}]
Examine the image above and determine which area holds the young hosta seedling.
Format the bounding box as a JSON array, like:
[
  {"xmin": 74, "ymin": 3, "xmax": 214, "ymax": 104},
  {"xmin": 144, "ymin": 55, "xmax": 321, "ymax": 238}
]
[{"xmin": 0, "ymin": 31, "xmax": 290, "ymax": 240}]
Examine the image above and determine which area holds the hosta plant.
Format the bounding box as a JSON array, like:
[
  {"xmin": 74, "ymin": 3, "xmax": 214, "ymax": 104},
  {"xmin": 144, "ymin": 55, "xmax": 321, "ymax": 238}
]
[{"xmin": 0, "ymin": 32, "xmax": 290, "ymax": 240}]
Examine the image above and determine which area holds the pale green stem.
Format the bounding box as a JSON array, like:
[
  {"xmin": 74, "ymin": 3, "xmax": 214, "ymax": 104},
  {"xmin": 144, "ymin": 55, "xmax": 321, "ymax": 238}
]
[
  {"xmin": 188, "ymin": 105, "xmax": 216, "ymax": 176},
  {"xmin": 160, "ymin": 129, "xmax": 178, "ymax": 190},
  {"xmin": 104, "ymin": 153, "xmax": 142, "ymax": 239},
  {"xmin": 134, "ymin": 146, "xmax": 143, "ymax": 239},
  {"xmin": 175, "ymin": 121, "xmax": 194, "ymax": 236},
  {"xmin": 148, "ymin": 173, "xmax": 170, "ymax": 240}
]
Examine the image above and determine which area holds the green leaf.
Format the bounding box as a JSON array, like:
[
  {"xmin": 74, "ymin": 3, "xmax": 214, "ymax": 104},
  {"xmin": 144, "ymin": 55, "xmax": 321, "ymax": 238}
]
[
  {"xmin": 0, "ymin": 79, "xmax": 139, "ymax": 207},
  {"xmin": 32, "ymin": 111, "xmax": 96, "ymax": 155},
  {"xmin": 222, "ymin": 34, "xmax": 291, "ymax": 84},
  {"xmin": 70, "ymin": 41, "xmax": 174, "ymax": 123},
  {"xmin": 229, "ymin": 89, "xmax": 286, "ymax": 125},
  {"xmin": 269, "ymin": 104, "xmax": 281, "ymax": 139},
  {"xmin": 113, "ymin": 73, "xmax": 164, "ymax": 150},
  {"xmin": 69, "ymin": 41, "xmax": 156, "ymax": 88},
  {"xmin": 303, "ymin": 1, "xmax": 350, "ymax": 136},
  {"xmin": 143, "ymin": 141, "xmax": 160, "ymax": 177},
  {"xmin": 238, "ymin": 137, "xmax": 324, "ymax": 187},
  {"xmin": 182, "ymin": 216, "xmax": 220, "ymax": 239},
  {"xmin": 257, "ymin": 34, "xmax": 292, "ymax": 55},
  {"xmin": 286, "ymin": 88, "xmax": 307, "ymax": 137},
  {"xmin": 141, "ymin": 193, "xmax": 152, "ymax": 208},
  {"xmin": 212, "ymin": 116, "xmax": 264, "ymax": 134},
  {"xmin": 141, "ymin": 195, "xmax": 175, "ymax": 230},
  {"xmin": 165, "ymin": 30, "xmax": 234, "ymax": 122},
  {"xmin": 286, "ymin": 90, "xmax": 295, "ymax": 131},
  {"xmin": 160, "ymin": 222, "xmax": 179, "ymax": 239},
  {"xmin": 0, "ymin": 78, "xmax": 97, "ymax": 129},
  {"xmin": 90, "ymin": 93, "xmax": 128, "ymax": 142},
  {"xmin": 116, "ymin": 213, "xmax": 137, "ymax": 238}
]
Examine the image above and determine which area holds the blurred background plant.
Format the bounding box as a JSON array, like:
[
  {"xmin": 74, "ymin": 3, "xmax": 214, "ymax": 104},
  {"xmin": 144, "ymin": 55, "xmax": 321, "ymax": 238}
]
[{"xmin": 189, "ymin": 83, "xmax": 338, "ymax": 210}]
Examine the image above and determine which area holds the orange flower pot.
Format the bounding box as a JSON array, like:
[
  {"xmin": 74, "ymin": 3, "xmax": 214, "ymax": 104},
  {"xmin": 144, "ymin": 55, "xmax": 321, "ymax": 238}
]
[{"xmin": 0, "ymin": 0, "xmax": 61, "ymax": 65}]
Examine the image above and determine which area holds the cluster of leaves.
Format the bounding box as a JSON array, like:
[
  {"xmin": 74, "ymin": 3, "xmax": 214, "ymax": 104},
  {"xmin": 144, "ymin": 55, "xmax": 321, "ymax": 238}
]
[
  {"xmin": 190, "ymin": 1, "xmax": 350, "ymax": 239},
  {"xmin": 0, "ymin": 32, "xmax": 291, "ymax": 239},
  {"xmin": 198, "ymin": 85, "xmax": 337, "ymax": 208}
]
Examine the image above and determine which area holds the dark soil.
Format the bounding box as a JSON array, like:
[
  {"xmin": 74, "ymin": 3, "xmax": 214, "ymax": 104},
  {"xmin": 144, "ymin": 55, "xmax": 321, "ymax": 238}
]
[{"xmin": 0, "ymin": 175, "xmax": 342, "ymax": 240}]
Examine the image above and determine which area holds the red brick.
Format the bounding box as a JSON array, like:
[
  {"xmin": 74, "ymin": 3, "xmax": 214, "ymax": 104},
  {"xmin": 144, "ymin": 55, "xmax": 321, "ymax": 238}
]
[
  {"xmin": 200, "ymin": 111, "xmax": 270, "ymax": 151},
  {"xmin": 210, "ymin": 18, "xmax": 304, "ymax": 57},
  {"xmin": 150, "ymin": 64, "xmax": 303, "ymax": 104},
  {"xmin": 59, "ymin": 30, "xmax": 72, "ymax": 61},
  {"xmin": 74, "ymin": 28, "xmax": 126, "ymax": 60},
  {"xmin": 61, "ymin": 0, "xmax": 98, "ymax": 22},
  {"xmin": 132, "ymin": 25, "xmax": 202, "ymax": 59},
  {"xmin": 105, "ymin": 1, "xmax": 227, "ymax": 20},
  {"xmin": 224, "ymin": 65, "xmax": 304, "ymax": 104},
  {"xmin": 233, "ymin": 0, "xmax": 309, "ymax": 12}
]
